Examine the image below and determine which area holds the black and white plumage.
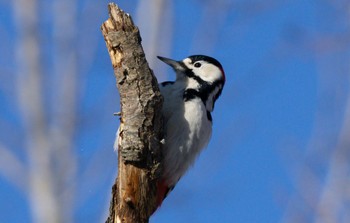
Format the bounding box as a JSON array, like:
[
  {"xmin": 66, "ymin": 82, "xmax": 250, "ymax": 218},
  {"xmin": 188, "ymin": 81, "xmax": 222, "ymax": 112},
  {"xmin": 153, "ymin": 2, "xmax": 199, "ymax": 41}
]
[{"xmin": 156, "ymin": 55, "xmax": 225, "ymax": 206}]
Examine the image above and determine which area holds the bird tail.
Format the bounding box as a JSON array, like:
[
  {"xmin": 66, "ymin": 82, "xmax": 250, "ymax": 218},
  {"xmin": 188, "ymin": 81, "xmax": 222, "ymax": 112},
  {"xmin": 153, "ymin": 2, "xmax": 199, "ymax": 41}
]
[{"xmin": 156, "ymin": 179, "xmax": 169, "ymax": 207}]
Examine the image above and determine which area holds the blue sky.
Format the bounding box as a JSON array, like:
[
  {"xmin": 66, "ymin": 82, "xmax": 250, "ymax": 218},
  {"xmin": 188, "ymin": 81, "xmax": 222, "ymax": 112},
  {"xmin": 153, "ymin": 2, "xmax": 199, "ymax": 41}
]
[{"xmin": 1, "ymin": 0, "xmax": 349, "ymax": 223}]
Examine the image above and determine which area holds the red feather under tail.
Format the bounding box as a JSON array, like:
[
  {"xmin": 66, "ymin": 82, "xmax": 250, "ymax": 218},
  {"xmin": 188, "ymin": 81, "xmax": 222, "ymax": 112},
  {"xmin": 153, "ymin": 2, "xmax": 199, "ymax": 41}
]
[{"xmin": 156, "ymin": 179, "xmax": 169, "ymax": 208}]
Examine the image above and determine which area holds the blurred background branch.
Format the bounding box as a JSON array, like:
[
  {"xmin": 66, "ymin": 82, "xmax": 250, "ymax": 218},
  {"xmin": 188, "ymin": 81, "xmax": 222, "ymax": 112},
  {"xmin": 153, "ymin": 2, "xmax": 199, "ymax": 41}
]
[{"xmin": 13, "ymin": 0, "xmax": 61, "ymax": 222}]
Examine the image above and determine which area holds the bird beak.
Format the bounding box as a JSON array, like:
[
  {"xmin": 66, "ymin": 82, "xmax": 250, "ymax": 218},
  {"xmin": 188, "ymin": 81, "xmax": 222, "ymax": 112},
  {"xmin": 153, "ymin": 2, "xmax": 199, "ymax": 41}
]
[{"xmin": 157, "ymin": 56, "xmax": 186, "ymax": 72}]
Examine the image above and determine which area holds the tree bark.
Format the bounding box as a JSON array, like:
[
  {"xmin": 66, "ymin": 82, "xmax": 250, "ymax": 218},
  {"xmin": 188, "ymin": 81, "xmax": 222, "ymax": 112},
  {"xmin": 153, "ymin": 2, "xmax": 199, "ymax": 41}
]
[{"xmin": 101, "ymin": 3, "xmax": 163, "ymax": 223}]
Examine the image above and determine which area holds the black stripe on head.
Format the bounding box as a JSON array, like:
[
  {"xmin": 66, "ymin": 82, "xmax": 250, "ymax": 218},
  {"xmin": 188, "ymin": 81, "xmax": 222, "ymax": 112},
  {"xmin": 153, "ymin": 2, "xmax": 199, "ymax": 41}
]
[
  {"xmin": 188, "ymin": 55, "xmax": 223, "ymax": 71},
  {"xmin": 183, "ymin": 66, "xmax": 224, "ymax": 108},
  {"xmin": 188, "ymin": 55, "xmax": 225, "ymax": 83},
  {"xmin": 183, "ymin": 69, "xmax": 223, "ymax": 99},
  {"xmin": 184, "ymin": 68, "xmax": 208, "ymax": 86}
]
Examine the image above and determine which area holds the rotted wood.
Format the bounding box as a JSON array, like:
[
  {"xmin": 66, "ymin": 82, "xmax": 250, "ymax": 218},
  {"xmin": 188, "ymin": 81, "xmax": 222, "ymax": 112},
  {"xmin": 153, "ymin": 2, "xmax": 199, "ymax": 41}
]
[{"xmin": 101, "ymin": 3, "xmax": 163, "ymax": 223}]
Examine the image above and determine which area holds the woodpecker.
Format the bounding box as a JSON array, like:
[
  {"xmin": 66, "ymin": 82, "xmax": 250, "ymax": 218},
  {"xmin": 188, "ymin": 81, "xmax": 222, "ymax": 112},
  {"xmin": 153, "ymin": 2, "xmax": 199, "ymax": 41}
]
[
  {"xmin": 113, "ymin": 55, "xmax": 225, "ymax": 210},
  {"xmin": 155, "ymin": 55, "xmax": 225, "ymax": 207}
]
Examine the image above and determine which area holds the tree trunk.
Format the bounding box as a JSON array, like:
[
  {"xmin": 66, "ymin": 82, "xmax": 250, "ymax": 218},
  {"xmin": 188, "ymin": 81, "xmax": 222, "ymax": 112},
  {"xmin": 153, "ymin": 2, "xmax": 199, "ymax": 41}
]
[{"xmin": 101, "ymin": 3, "xmax": 163, "ymax": 223}]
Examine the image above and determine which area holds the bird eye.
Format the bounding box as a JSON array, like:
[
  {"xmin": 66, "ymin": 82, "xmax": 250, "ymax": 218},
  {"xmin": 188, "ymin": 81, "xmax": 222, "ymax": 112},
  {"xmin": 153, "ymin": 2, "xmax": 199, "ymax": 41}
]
[{"xmin": 194, "ymin": 62, "xmax": 201, "ymax": 68}]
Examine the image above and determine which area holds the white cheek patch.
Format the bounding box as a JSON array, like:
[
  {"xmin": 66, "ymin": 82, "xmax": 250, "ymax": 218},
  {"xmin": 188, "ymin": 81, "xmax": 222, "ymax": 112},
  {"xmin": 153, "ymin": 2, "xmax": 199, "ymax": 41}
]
[
  {"xmin": 199, "ymin": 64, "xmax": 222, "ymax": 83},
  {"xmin": 182, "ymin": 59, "xmax": 223, "ymax": 84}
]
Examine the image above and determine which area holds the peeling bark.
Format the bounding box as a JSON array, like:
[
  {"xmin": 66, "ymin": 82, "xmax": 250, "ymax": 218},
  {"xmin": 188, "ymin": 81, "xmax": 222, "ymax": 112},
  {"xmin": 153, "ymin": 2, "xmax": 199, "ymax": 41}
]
[{"xmin": 101, "ymin": 3, "xmax": 163, "ymax": 223}]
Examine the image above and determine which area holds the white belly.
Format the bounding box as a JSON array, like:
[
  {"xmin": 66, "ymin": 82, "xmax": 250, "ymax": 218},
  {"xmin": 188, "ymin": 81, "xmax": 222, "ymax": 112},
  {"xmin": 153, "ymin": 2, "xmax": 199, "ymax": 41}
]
[{"xmin": 161, "ymin": 94, "xmax": 212, "ymax": 186}]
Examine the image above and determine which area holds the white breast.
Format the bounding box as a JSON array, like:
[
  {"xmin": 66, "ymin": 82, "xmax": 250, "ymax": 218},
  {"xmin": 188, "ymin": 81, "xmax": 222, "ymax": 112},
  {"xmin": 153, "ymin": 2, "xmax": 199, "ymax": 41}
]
[{"xmin": 160, "ymin": 82, "xmax": 212, "ymax": 186}]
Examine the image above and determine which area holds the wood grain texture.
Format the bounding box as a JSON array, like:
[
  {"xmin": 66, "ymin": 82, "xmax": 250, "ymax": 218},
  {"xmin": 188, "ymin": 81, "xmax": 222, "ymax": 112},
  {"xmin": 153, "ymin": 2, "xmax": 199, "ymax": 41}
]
[{"xmin": 101, "ymin": 3, "xmax": 163, "ymax": 223}]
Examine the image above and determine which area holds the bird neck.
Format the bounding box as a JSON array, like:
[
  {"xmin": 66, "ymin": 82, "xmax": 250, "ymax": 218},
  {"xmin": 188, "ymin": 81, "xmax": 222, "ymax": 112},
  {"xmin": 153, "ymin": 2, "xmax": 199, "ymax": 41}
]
[{"xmin": 183, "ymin": 77, "xmax": 223, "ymax": 112}]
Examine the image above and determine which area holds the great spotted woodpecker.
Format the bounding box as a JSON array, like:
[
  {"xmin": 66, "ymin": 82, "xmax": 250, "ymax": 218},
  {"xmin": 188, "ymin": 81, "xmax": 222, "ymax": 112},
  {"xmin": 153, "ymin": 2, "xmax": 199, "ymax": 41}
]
[
  {"xmin": 155, "ymin": 55, "xmax": 225, "ymax": 207},
  {"xmin": 114, "ymin": 55, "xmax": 225, "ymax": 210}
]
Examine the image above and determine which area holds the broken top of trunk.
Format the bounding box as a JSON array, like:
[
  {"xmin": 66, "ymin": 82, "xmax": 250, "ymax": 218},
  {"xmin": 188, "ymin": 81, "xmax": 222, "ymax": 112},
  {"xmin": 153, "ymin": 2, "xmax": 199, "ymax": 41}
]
[{"xmin": 101, "ymin": 3, "xmax": 163, "ymax": 223}]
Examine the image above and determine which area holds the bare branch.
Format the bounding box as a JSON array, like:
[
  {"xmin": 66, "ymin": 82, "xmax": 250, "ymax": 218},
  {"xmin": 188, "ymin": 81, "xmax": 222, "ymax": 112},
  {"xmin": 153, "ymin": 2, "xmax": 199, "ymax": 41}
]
[{"xmin": 101, "ymin": 3, "xmax": 163, "ymax": 223}]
